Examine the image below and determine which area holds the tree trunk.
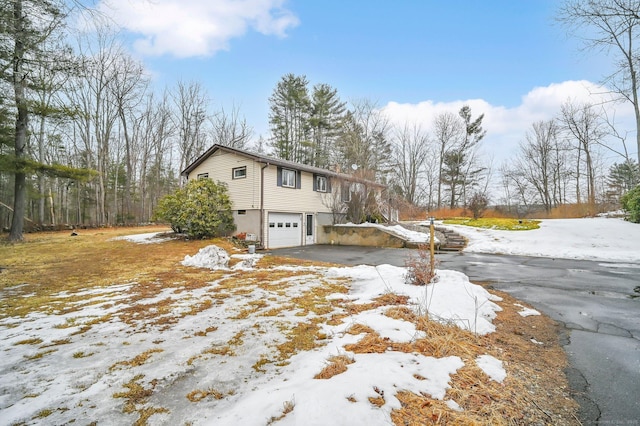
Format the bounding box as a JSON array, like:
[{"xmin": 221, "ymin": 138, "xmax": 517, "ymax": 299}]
[
  {"xmin": 9, "ymin": 0, "xmax": 27, "ymax": 242},
  {"xmin": 575, "ymin": 147, "xmax": 582, "ymax": 205},
  {"xmin": 626, "ymin": 26, "xmax": 640, "ymax": 166},
  {"xmin": 37, "ymin": 108, "xmax": 49, "ymax": 225},
  {"xmin": 48, "ymin": 186, "xmax": 55, "ymax": 225}
]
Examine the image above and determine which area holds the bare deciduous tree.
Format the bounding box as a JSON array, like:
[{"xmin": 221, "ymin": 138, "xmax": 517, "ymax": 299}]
[
  {"xmin": 432, "ymin": 112, "xmax": 463, "ymax": 208},
  {"xmin": 560, "ymin": 101, "xmax": 605, "ymax": 205},
  {"xmin": 559, "ymin": 0, "xmax": 640, "ymax": 164},
  {"xmin": 210, "ymin": 104, "xmax": 252, "ymax": 149},
  {"xmin": 111, "ymin": 52, "xmax": 148, "ymax": 224},
  {"xmin": 391, "ymin": 123, "xmax": 430, "ymax": 205},
  {"xmin": 515, "ymin": 120, "xmax": 566, "ymax": 213},
  {"xmin": 172, "ymin": 80, "xmax": 210, "ymax": 181}
]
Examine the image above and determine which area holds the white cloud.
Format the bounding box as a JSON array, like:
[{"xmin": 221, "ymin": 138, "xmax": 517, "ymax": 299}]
[
  {"xmin": 382, "ymin": 80, "xmax": 635, "ymax": 164},
  {"xmin": 97, "ymin": 0, "xmax": 299, "ymax": 57}
]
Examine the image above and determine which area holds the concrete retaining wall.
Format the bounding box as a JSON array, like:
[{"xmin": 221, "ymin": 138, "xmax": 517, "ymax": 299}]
[{"xmin": 317, "ymin": 225, "xmax": 408, "ymax": 248}]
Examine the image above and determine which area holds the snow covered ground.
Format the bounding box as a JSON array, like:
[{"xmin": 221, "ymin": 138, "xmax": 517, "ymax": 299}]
[
  {"xmin": 438, "ymin": 217, "xmax": 640, "ymax": 263},
  {"xmin": 1, "ymin": 217, "xmax": 635, "ymax": 425}
]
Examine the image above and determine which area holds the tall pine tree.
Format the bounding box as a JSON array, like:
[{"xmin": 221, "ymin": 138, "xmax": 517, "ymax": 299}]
[
  {"xmin": 268, "ymin": 73, "xmax": 311, "ymax": 162},
  {"xmin": 441, "ymin": 105, "xmax": 486, "ymax": 208},
  {"xmin": 0, "ymin": 0, "xmax": 68, "ymax": 240},
  {"xmin": 309, "ymin": 83, "xmax": 345, "ymax": 168}
]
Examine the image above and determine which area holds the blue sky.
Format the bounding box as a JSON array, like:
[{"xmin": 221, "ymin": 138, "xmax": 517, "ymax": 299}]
[{"xmin": 96, "ymin": 0, "xmax": 633, "ymax": 163}]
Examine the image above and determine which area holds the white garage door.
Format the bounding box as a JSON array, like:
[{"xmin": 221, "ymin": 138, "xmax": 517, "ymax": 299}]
[{"xmin": 268, "ymin": 213, "xmax": 302, "ymax": 248}]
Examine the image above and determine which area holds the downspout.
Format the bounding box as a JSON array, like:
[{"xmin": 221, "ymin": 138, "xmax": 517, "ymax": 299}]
[{"xmin": 260, "ymin": 162, "xmax": 269, "ymax": 249}]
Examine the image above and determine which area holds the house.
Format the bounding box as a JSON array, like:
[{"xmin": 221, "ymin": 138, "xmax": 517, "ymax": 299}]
[{"xmin": 181, "ymin": 144, "xmax": 391, "ymax": 249}]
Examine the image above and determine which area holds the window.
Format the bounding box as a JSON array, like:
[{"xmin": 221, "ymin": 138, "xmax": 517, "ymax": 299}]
[
  {"xmin": 197, "ymin": 173, "xmax": 209, "ymax": 179},
  {"xmin": 282, "ymin": 169, "xmax": 296, "ymax": 188},
  {"xmin": 238, "ymin": 210, "xmax": 246, "ymax": 215},
  {"xmin": 277, "ymin": 167, "xmax": 300, "ymax": 189},
  {"xmin": 233, "ymin": 166, "xmax": 247, "ymax": 179},
  {"xmin": 341, "ymin": 183, "xmax": 351, "ymax": 202},
  {"xmin": 306, "ymin": 215, "xmax": 313, "ymax": 236},
  {"xmin": 315, "ymin": 175, "xmax": 327, "ymax": 192}
]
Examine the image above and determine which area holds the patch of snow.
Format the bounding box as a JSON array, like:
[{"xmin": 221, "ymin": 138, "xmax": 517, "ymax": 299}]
[
  {"xmin": 476, "ymin": 354, "xmax": 507, "ymax": 383},
  {"xmin": 514, "ymin": 303, "xmax": 541, "ymax": 317},
  {"xmin": 112, "ymin": 231, "xmax": 172, "ymax": 244},
  {"xmin": 332, "ymin": 309, "xmax": 425, "ymax": 343},
  {"xmin": 213, "ymin": 352, "xmax": 464, "ymax": 425},
  {"xmin": 446, "ymin": 399, "xmax": 463, "ymax": 412},
  {"xmin": 230, "ymin": 253, "xmax": 263, "ymax": 270},
  {"xmin": 327, "ymin": 265, "xmax": 502, "ymax": 335}
]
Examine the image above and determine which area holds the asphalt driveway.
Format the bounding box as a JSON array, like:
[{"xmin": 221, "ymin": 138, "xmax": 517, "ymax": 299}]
[{"xmin": 269, "ymin": 245, "xmax": 640, "ymax": 425}]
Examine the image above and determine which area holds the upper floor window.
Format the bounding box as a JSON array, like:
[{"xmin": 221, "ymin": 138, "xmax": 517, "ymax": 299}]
[
  {"xmin": 315, "ymin": 175, "xmax": 328, "ymax": 192},
  {"xmin": 233, "ymin": 166, "xmax": 247, "ymax": 179},
  {"xmin": 282, "ymin": 168, "xmax": 296, "ymax": 188},
  {"xmin": 197, "ymin": 173, "xmax": 209, "ymax": 179}
]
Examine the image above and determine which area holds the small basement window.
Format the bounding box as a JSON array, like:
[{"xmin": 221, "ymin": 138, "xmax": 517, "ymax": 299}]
[
  {"xmin": 197, "ymin": 173, "xmax": 209, "ymax": 179},
  {"xmin": 233, "ymin": 166, "xmax": 247, "ymax": 179},
  {"xmin": 238, "ymin": 210, "xmax": 246, "ymax": 215}
]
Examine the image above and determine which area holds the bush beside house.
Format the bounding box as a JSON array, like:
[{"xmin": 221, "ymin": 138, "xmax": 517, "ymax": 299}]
[{"xmin": 154, "ymin": 179, "xmax": 236, "ymax": 238}]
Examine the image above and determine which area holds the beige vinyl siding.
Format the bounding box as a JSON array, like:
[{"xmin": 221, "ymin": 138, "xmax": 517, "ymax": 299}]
[
  {"xmin": 187, "ymin": 150, "xmax": 261, "ymax": 210},
  {"xmin": 262, "ymin": 166, "xmax": 333, "ymax": 213}
]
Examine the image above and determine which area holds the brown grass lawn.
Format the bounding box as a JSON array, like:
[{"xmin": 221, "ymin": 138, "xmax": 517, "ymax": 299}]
[{"xmin": 0, "ymin": 227, "xmax": 579, "ymax": 425}]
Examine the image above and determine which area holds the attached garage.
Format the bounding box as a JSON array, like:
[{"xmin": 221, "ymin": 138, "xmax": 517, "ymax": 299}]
[{"xmin": 267, "ymin": 212, "xmax": 303, "ymax": 248}]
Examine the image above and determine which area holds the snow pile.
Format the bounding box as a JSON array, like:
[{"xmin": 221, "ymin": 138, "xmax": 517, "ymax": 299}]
[
  {"xmin": 182, "ymin": 245, "xmax": 230, "ymax": 269},
  {"xmin": 422, "ymin": 270, "xmax": 503, "ymax": 335}
]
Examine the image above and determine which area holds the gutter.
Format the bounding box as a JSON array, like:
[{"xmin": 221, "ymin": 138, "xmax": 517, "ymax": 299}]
[{"xmin": 259, "ymin": 162, "xmax": 269, "ymax": 249}]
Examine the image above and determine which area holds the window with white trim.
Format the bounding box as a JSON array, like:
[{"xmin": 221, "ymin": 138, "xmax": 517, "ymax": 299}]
[
  {"xmin": 197, "ymin": 173, "xmax": 209, "ymax": 179},
  {"xmin": 233, "ymin": 166, "xmax": 247, "ymax": 179},
  {"xmin": 315, "ymin": 175, "xmax": 327, "ymax": 192},
  {"xmin": 282, "ymin": 169, "xmax": 296, "ymax": 188}
]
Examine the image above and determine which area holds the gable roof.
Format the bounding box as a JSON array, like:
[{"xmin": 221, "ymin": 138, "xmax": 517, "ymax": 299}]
[{"xmin": 181, "ymin": 144, "xmax": 386, "ymax": 188}]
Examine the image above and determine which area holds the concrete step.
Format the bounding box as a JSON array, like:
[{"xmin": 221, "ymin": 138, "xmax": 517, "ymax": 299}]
[
  {"xmin": 396, "ymin": 223, "xmax": 467, "ymax": 252},
  {"xmin": 437, "ymin": 247, "xmax": 464, "ymax": 253},
  {"xmin": 437, "ymin": 227, "xmax": 467, "ymax": 252}
]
